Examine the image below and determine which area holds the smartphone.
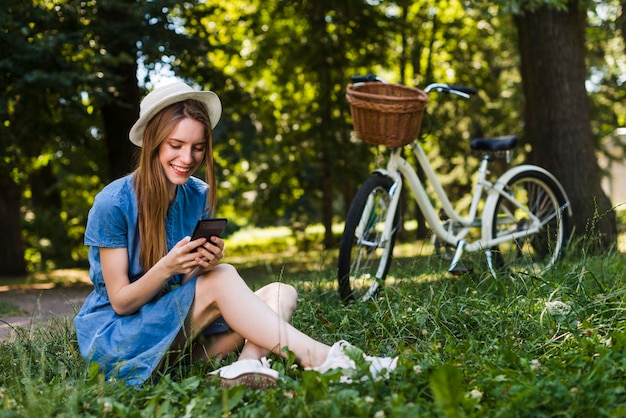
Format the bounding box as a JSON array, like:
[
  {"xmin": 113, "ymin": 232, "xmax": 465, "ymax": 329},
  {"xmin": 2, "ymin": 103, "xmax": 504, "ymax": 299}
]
[{"xmin": 190, "ymin": 218, "xmax": 228, "ymax": 251}]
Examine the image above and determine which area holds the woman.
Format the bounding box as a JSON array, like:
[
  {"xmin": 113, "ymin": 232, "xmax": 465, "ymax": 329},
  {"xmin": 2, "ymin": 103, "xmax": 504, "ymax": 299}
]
[{"xmin": 74, "ymin": 81, "xmax": 397, "ymax": 388}]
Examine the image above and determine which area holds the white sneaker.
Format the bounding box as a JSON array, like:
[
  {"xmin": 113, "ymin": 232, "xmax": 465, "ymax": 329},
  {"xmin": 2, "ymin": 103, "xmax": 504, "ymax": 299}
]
[
  {"xmin": 209, "ymin": 358, "xmax": 279, "ymax": 389},
  {"xmin": 306, "ymin": 340, "xmax": 398, "ymax": 382}
]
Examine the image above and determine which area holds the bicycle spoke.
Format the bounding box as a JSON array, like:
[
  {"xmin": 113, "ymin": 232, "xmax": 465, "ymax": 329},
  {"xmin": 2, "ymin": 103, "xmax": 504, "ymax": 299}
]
[
  {"xmin": 337, "ymin": 175, "xmax": 399, "ymax": 303},
  {"xmin": 490, "ymin": 171, "xmax": 568, "ymax": 274}
]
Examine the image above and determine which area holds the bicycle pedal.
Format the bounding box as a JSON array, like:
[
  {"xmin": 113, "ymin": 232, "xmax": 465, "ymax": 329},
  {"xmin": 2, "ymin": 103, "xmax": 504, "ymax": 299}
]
[{"xmin": 449, "ymin": 265, "xmax": 474, "ymax": 276}]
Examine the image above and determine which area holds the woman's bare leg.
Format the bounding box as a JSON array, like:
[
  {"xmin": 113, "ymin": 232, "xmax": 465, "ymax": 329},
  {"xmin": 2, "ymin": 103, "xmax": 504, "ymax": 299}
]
[
  {"xmin": 190, "ymin": 282, "xmax": 298, "ymax": 361},
  {"xmin": 237, "ymin": 282, "xmax": 298, "ymax": 360},
  {"xmin": 191, "ymin": 264, "xmax": 330, "ymax": 368}
]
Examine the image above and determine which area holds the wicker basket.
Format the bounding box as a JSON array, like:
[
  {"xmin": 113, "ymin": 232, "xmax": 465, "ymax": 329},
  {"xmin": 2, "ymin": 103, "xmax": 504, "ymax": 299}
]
[{"xmin": 346, "ymin": 83, "xmax": 428, "ymax": 147}]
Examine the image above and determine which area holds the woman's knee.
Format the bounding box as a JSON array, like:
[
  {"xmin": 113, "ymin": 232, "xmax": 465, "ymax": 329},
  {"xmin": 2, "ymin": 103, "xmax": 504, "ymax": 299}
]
[
  {"xmin": 279, "ymin": 283, "xmax": 298, "ymax": 304},
  {"xmin": 197, "ymin": 263, "xmax": 238, "ymax": 285},
  {"xmin": 211, "ymin": 263, "xmax": 238, "ymax": 277},
  {"xmin": 194, "ymin": 264, "xmax": 241, "ymax": 304},
  {"xmin": 256, "ymin": 282, "xmax": 298, "ymax": 312}
]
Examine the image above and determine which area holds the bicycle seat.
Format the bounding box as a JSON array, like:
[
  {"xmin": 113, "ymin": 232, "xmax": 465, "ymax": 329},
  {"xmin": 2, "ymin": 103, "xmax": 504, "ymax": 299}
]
[{"xmin": 470, "ymin": 135, "xmax": 518, "ymax": 151}]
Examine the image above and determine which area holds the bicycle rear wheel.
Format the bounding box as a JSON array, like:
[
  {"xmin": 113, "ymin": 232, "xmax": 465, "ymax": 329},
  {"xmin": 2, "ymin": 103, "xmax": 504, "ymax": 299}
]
[
  {"xmin": 337, "ymin": 174, "xmax": 400, "ymax": 303},
  {"xmin": 489, "ymin": 169, "xmax": 570, "ymax": 274}
]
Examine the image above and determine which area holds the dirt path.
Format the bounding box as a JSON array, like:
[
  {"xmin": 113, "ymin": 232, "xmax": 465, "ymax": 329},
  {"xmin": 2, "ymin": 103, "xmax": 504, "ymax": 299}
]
[{"xmin": 0, "ymin": 284, "xmax": 92, "ymax": 341}]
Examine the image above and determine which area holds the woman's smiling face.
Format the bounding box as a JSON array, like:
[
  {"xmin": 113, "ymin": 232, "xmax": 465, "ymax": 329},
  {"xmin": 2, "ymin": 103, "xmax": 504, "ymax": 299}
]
[{"xmin": 158, "ymin": 117, "xmax": 207, "ymax": 197}]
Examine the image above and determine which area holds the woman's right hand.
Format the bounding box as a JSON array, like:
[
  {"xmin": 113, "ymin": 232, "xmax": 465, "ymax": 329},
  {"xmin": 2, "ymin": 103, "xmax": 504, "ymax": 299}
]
[
  {"xmin": 160, "ymin": 236, "xmax": 210, "ymax": 276},
  {"xmin": 101, "ymin": 237, "xmax": 208, "ymax": 315}
]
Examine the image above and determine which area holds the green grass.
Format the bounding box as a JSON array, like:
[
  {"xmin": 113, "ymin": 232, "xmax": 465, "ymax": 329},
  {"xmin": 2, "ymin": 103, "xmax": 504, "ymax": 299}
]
[
  {"xmin": 0, "ymin": 302, "xmax": 26, "ymax": 317},
  {"xmin": 1, "ymin": 231, "xmax": 625, "ymax": 417}
]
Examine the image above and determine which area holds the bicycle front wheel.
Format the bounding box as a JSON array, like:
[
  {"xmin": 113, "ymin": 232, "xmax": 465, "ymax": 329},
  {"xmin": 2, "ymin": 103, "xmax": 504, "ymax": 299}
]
[
  {"xmin": 337, "ymin": 174, "xmax": 400, "ymax": 303},
  {"xmin": 489, "ymin": 169, "xmax": 570, "ymax": 274}
]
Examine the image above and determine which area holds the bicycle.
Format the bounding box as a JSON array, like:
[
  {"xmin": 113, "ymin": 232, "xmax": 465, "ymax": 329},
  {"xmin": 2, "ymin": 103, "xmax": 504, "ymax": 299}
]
[{"xmin": 337, "ymin": 74, "xmax": 572, "ymax": 303}]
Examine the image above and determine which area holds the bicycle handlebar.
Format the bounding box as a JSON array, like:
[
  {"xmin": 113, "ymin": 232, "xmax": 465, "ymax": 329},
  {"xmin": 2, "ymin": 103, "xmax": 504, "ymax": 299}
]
[
  {"xmin": 350, "ymin": 74, "xmax": 477, "ymax": 99},
  {"xmin": 350, "ymin": 74, "xmax": 385, "ymax": 83},
  {"xmin": 423, "ymin": 83, "xmax": 477, "ymax": 98}
]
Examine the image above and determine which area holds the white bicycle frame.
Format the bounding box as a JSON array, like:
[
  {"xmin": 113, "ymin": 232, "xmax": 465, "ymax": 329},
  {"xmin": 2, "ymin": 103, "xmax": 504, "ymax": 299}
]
[{"xmin": 369, "ymin": 140, "xmax": 571, "ymax": 276}]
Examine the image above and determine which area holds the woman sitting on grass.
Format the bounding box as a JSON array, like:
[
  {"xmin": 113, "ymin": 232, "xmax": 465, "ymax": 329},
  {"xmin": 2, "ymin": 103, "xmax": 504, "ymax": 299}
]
[{"xmin": 74, "ymin": 81, "xmax": 397, "ymax": 388}]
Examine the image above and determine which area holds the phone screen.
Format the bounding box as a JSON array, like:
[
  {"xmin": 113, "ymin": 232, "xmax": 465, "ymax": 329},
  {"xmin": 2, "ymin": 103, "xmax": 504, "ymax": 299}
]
[{"xmin": 191, "ymin": 218, "xmax": 228, "ymax": 250}]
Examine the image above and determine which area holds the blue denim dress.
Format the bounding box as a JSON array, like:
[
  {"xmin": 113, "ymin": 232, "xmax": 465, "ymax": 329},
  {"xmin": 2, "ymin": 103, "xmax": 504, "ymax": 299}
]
[{"xmin": 74, "ymin": 174, "xmax": 228, "ymax": 386}]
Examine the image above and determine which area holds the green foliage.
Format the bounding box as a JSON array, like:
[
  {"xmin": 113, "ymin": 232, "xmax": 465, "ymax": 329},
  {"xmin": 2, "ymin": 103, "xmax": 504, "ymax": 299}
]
[
  {"xmin": 586, "ymin": 1, "xmax": 626, "ymax": 146},
  {"xmin": 2, "ymin": 0, "xmax": 624, "ymax": 270},
  {"xmin": 187, "ymin": 0, "xmax": 392, "ymax": 228},
  {"xmin": 171, "ymin": 0, "xmax": 529, "ymax": 232},
  {"xmin": 483, "ymin": 0, "xmax": 571, "ymax": 15},
  {"xmin": 429, "ymin": 363, "xmax": 465, "ymax": 417},
  {"xmin": 1, "ymin": 0, "xmax": 107, "ymax": 274},
  {"xmin": 1, "ymin": 235, "xmax": 625, "ymax": 416}
]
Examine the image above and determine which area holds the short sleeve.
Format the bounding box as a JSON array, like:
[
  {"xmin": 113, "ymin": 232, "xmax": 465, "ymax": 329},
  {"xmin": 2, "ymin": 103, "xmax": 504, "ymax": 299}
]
[{"xmin": 84, "ymin": 179, "xmax": 135, "ymax": 249}]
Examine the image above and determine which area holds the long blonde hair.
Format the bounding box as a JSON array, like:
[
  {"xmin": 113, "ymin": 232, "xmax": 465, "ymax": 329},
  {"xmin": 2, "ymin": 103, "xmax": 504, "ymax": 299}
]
[{"xmin": 133, "ymin": 99, "xmax": 216, "ymax": 272}]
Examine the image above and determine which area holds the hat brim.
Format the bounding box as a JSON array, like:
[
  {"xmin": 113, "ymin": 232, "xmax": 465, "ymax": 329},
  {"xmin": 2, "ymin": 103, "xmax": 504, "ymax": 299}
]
[{"xmin": 129, "ymin": 84, "xmax": 222, "ymax": 147}]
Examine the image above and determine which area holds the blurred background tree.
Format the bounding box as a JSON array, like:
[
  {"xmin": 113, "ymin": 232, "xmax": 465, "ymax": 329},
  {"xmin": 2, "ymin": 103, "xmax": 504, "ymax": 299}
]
[{"xmin": 1, "ymin": 0, "xmax": 623, "ymax": 276}]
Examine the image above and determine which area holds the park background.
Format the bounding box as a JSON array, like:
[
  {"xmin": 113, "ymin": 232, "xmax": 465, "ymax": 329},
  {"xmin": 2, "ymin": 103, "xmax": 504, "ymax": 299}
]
[
  {"xmin": 1, "ymin": 0, "xmax": 625, "ymax": 276},
  {"xmin": 1, "ymin": 1, "xmax": 625, "ymax": 417}
]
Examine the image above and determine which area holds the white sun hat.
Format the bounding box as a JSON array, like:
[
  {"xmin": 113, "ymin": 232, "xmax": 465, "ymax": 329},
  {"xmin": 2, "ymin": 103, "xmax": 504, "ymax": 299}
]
[{"xmin": 129, "ymin": 81, "xmax": 222, "ymax": 146}]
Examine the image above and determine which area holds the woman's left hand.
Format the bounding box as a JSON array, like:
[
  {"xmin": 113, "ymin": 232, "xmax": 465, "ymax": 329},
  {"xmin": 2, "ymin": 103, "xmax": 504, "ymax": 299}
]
[{"xmin": 193, "ymin": 236, "xmax": 225, "ymax": 274}]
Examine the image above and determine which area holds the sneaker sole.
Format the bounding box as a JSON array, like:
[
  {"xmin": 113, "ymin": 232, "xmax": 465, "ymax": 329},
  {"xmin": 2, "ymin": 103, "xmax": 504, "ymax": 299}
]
[{"xmin": 219, "ymin": 373, "xmax": 278, "ymax": 390}]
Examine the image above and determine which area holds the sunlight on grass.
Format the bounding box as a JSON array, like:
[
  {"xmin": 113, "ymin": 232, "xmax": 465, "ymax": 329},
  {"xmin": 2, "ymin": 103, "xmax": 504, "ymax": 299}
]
[
  {"xmin": 297, "ymin": 278, "xmax": 338, "ymax": 293},
  {"xmin": 228, "ymin": 225, "xmax": 294, "ymax": 242}
]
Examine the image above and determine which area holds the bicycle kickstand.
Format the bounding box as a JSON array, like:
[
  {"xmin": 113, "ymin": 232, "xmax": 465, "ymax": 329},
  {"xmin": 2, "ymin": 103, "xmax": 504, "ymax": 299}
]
[
  {"xmin": 484, "ymin": 250, "xmax": 497, "ymax": 279},
  {"xmin": 448, "ymin": 240, "xmax": 473, "ymax": 276}
]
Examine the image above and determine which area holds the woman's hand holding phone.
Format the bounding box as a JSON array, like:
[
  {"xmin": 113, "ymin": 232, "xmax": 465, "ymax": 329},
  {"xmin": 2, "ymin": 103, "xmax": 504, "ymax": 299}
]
[
  {"xmin": 189, "ymin": 218, "xmax": 227, "ymax": 275},
  {"xmin": 190, "ymin": 218, "xmax": 227, "ymax": 250}
]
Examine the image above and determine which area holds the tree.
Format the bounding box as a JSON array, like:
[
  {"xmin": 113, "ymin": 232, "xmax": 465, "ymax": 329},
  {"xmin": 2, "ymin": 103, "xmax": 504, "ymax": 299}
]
[
  {"xmin": 3, "ymin": 0, "xmax": 622, "ymax": 275},
  {"xmin": 130, "ymin": 0, "xmax": 527, "ymax": 248},
  {"xmin": 512, "ymin": 0, "xmax": 617, "ymax": 248},
  {"xmin": 88, "ymin": 0, "xmax": 142, "ymax": 180},
  {"xmin": 0, "ymin": 1, "xmax": 96, "ymax": 275},
  {"xmin": 0, "ymin": 0, "xmax": 231, "ymax": 275},
  {"xmin": 0, "ymin": 178, "xmax": 25, "ymax": 276},
  {"xmin": 186, "ymin": 0, "xmax": 392, "ymax": 249},
  {"xmin": 89, "ymin": 0, "xmax": 224, "ymax": 181}
]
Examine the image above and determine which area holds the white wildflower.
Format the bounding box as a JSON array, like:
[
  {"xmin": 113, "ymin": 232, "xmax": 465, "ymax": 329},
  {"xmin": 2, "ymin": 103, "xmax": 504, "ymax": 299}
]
[
  {"xmin": 468, "ymin": 389, "xmax": 483, "ymax": 400},
  {"xmin": 530, "ymin": 359, "xmax": 541, "ymax": 371},
  {"xmin": 545, "ymin": 300, "xmax": 571, "ymax": 316},
  {"xmin": 103, "ymin": 400, "xmax": 113, "ymax": 413}
]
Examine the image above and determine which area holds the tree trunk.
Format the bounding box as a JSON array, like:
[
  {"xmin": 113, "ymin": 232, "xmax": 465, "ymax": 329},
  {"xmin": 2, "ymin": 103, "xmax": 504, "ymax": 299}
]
[
  {"xmin": 515, "ymin": 2, "xmax": 617, "ymax": 250},
  {"xmin": 0, "ymin": 177, "xmax": 26, "ymax": 277},
  {"xmin": 309, "ymin": 2, "xmax": 336, "ymax": 249},
  {"xmin": 97, "ymin": 2, "xmax": 142, "ymax": 181},
  {"xmin": 100, "ymin": 64, "xmax": 141, "ymax": 180}
]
